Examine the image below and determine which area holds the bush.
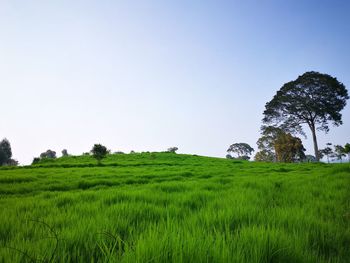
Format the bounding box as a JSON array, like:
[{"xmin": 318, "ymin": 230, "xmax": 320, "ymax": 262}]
[
  {"xmin": 61, "ymin": 149, "xmax": 68, "ymax": 157},
  {"xmin": 40, "ymin": 150, "xmax": 56, "ymax": 159},
  {"xmin": 32, "ymin": 157, "xmax": 41, "ymax": 165},
  {"xmin": 4, "ymin": 159, "xmax": 18, "ymax": 166},
  {"xmin": 91, "ymin": 144, "xmax": 108, "ymax": 164},
  {"xmin": 167, "ymin": 147, "xmax": 178, "ymax": 153}
]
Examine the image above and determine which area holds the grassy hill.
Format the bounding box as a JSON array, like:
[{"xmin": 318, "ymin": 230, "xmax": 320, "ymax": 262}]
[{"xmin": 0, "ymin": 153, "xmax": 349, "ymax": 262}]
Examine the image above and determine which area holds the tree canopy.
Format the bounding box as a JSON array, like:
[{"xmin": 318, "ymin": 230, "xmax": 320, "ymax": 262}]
[
  {"xmin": 227, "ymin": 143, "xmax": 254, "ymax": 160},
  {"xmin": 262, "ymin": 71, "xmax": 348, "ymax": 161},
  {"xmin": 254, "ymin": 126, "xmax": 305, "ymax": 163},
  {"xmin": 254, "ymin": 126, "xmax": 284, "ymax": 162},
  {"xmin": 274, "ymin": 132, "xmax": 305, "ymax": 163}
]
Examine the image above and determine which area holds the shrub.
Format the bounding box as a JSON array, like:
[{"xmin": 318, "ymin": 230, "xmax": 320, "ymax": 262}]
[
  {"xmin": 167, "ymin": 147, "xmax": 178, "ymax": 153},
  {"xmin": 40, "ymin": 150, "xmax": 56, "ymax": 159},
  {"xmin": 226, "ymin": 154, "xmax": 233, "ymax": 159},
  {"xmin": 32, "ymin": 157, "xmax": 41, "ymax": 165},
  {"xmin": 91, "ymin": 144, "xmax": 108, "ymax": 164}
]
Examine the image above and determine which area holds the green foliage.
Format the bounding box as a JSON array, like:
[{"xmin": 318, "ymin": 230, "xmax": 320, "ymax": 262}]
[
  {"xmin": 263, "ymin": 71, "xmax": 349, "ymax": 161},
  {"xmin": 274, "ymin": 132, "xmax": 305, "ymax": 163},
  {"xmin": 91, "ymin": 144, "xmax": 108, "ymax": 164},
  {"xmin": 0, "ymin": 138, "xmax": 12, "ymax": 166},
  {"xmin": 255, "ymin": 126, "xmax": 284, "ymax": 162},
  {"xmin": 254, "ymin": 150, "xmax": 275, "ymax": 162},
  {"xmin": 255, "ymin": 127, "xmax": 305, "ymax": 163},
  {"xmin": 334, "ymin": 145, "xmax": 346, "ymax": 163},
  {"xmin": 227, "ymin": 143, "xmax": 254, "ymax": 159},
  {"xmin": 320, "ymin": 144, "xmax": 333, "ymax": 163}
]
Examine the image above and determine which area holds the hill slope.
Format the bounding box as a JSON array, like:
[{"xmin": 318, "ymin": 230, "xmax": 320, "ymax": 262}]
[{"xmin": 0, "ymin": 153, "xmax": 349, "ymax": 262}]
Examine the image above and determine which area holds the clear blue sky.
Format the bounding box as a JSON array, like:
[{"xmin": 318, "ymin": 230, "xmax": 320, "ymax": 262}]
[{"xmin": 1, "ymin": 0, "xmax": 349, "ymax": 164}]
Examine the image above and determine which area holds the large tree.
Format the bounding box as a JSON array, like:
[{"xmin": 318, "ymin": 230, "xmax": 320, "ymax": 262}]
[{"xmin": 263, "ymin": 71, "xmax": 348, "ymax": 161}]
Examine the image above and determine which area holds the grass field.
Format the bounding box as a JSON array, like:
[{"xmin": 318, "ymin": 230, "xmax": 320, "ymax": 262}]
[{"xmin": 0, "ymin": 152, "xmax": 349, "ymax": 262}]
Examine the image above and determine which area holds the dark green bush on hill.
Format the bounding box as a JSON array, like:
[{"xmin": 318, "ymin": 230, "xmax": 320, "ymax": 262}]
[
  {"xmin": 167, "ymin": 147, "xmax": 178, "ymax": 153},
  {"xmin": 91, "ymin": 144, "xmax": 108, "ymax": 164}
]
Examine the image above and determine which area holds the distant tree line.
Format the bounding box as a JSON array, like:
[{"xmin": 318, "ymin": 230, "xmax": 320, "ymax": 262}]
[
  {"xmin": 29, "ymin": 144, "xmax": 180, "ymax": 165},
  {"xmin": 319, "ymin": 143, "xmax": 350, "ymax": 163},
  {"xmin": 3, "ymin": 71, "xmax": 350, "ymax": 166}
]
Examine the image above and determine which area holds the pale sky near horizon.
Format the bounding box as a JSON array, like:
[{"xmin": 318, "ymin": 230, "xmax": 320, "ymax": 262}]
[{"xmin": 1, "ymin": 0, "xmax": 350, "ymax": 165}]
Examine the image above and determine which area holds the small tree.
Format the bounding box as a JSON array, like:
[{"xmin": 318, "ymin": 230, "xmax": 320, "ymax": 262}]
[
  {"xmin": 0, "ymin": 138, "xmax": 12, "ymax": 166},
  {"xmin": 167, "ymin": 147, "xmax": 178, "ymax": 153},
  {"xmin": 91, "ymin": 144, "xmax": 108, "ymax": 164},
  {"xmin": 61, "ymin": 149, "xmax": 68, "ymax": 157},
  {"xmin": 320, "ymin": 143, "xmax": 333, "ymax": 163},
  {"xmin": 334, "ymin": 145, "xmax": 346, "ymax": 163},
  {"xmin": 344, "ymin": 143, "xmax": 350, "ymax": 163},
  {"xmin": 227, "ymin": 143, "xmax": 254, "ymax": 160}
]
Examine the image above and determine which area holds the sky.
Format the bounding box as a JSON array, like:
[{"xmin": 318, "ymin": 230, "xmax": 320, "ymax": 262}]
[{"xmin": 1, "ymin": 0, "xmax": 350, "ymax": 165}]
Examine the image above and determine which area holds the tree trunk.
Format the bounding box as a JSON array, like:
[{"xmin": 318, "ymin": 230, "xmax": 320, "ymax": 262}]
[{"xmin": 310, "ymin": 123, "xmax": 319, "ymax": 161}]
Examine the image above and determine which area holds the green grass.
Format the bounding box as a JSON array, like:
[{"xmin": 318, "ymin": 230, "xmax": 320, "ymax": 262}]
[{"xmin": 0, "ymin": 152, "xmax": 349, "ymax": 262}]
